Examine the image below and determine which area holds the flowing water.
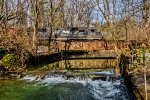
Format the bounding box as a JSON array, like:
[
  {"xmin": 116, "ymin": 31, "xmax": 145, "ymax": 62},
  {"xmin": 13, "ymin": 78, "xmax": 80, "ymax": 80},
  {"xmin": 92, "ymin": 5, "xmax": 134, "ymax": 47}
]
[{"xmin": 0, "ymin": 59, "xmax": 132, "ymax": 100}]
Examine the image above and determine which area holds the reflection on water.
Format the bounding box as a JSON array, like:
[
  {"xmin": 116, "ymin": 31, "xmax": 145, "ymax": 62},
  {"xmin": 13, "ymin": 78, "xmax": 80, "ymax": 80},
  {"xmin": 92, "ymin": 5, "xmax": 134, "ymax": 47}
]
[{"xmin": 45, "ymin": 59, "xmax": 118, "ymax": 70}]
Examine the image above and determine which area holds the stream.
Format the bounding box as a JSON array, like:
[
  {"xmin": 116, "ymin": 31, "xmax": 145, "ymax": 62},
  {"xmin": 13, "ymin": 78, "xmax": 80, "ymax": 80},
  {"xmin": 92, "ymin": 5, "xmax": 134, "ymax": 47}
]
[{"xmin": 0, "ymin": 59, "xmax": 132, "ymax": 100}]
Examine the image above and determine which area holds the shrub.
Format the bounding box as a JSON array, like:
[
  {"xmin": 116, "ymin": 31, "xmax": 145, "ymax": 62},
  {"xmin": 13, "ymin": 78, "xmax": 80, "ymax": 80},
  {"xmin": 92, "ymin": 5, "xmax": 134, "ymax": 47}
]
[{"xmin": 0, "ymin": 54, "xmax": 21, "ymax": 67}]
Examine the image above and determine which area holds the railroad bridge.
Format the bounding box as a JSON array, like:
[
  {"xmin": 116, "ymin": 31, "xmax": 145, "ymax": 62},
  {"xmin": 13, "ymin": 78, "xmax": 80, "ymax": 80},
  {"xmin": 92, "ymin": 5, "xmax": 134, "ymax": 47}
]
[
  {"xmin": 0, "ymin": 27, "xmax": 135, "ymax": 55},
  {"xmin": 36, "ymin": 27, "xmax": 128, "ymax": 54}
]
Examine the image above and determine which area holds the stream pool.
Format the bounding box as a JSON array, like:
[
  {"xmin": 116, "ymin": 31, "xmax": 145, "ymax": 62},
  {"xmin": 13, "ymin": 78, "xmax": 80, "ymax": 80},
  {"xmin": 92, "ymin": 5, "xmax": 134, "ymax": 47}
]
[{"xmin": 0, "ymin": 59, "xmax": 132, "ymax": 100}]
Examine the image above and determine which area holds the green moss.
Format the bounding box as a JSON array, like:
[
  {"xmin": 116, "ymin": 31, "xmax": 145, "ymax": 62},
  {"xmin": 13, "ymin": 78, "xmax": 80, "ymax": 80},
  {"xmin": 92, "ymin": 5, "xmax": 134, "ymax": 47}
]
[{"xmin": 0, "ymin": 54, "xmax": 21, "ymax": 67}]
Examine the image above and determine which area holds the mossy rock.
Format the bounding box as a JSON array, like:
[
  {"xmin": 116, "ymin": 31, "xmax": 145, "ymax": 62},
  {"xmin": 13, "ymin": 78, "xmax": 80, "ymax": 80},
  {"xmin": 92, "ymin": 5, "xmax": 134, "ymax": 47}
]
[{"xmin": 0, "ymin": 54, "xmax": 21, "ymax": 67}]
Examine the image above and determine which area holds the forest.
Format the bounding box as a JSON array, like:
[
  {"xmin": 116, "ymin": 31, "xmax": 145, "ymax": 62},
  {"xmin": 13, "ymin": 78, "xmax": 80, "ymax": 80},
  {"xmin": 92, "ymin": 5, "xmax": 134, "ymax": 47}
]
[{"xmin": 0, "ymin": 0, "xmax": 150, "ymax": 99}]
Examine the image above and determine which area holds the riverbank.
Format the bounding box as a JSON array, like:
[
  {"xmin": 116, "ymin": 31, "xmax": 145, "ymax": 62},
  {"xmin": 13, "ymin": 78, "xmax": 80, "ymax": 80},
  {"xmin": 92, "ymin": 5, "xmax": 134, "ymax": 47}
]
[
  {"xmin": 129, "ymin": 66, "xmax": 150, "ymax": 99},
  {"xmin": 130, "ymin": 49, "xmax": 150, "ymax": 99},
  {"xmin": 119, "ymin": 51, "xmax": 150, "ymax": 100}
]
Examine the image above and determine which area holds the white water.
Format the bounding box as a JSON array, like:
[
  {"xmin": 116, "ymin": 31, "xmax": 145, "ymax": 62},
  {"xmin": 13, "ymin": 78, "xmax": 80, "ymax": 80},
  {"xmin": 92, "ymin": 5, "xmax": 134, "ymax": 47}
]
[{"xmin": 21, "ymin": 73, "xmax": 130, "ymax": 100}]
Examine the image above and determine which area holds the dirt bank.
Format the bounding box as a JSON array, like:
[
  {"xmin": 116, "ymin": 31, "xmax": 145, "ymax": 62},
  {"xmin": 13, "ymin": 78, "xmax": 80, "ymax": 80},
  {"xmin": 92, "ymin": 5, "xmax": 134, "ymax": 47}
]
[{"xmin": 130, "ymin": 66, "xmax": 150, "ymax": 99}]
